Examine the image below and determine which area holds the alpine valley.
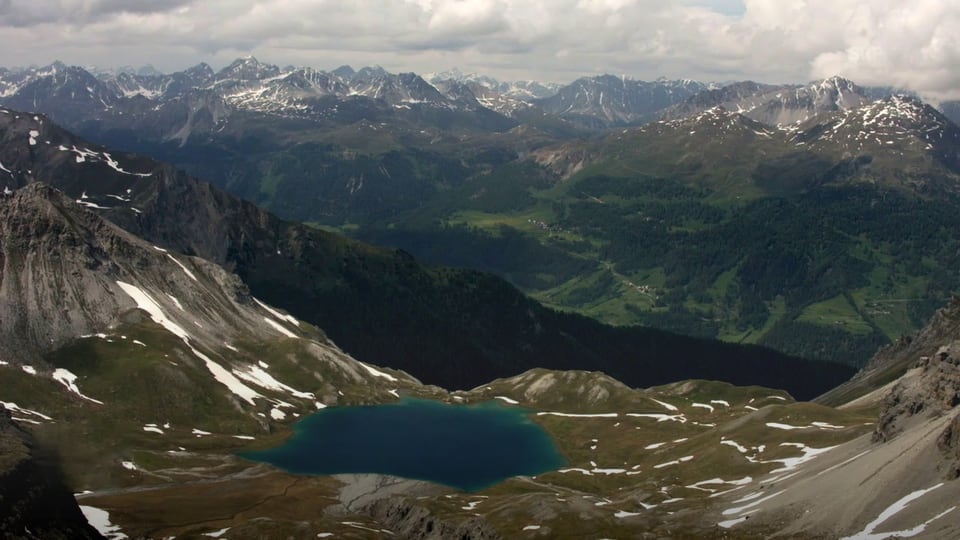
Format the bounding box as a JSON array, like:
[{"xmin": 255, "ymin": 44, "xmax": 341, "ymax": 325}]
[
  {"xmin": 2, "ymin": 59, "xmax": 960, "ymax": 539},
  {"xmin": 4, "ymin": 59, "xmax": 960, "ymax": 368}
]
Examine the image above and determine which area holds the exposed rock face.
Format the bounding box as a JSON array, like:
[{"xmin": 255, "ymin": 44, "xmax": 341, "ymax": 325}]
[
  {"xmin": 873, "ymin": 351, "xmax": 960, "ymax": 442},
  {"xmin": 865, "ymin": 297, "xmax": 960, "ymax": 375},
  {"xmin": 365, "ymin": 498, "xmax": 502, "ymax": 540},
  {"xmin": 0, "ymin": 182, "xmax": 327, "ymax": 365},
  {"xmin": 0, "ymin": 407, "xmax": 102, "ymax": 539},
  {"xmin": 663, "ymin": 76, "xmax": 872, "ymax": 126},
  {"xmin": 937, "ymin": 413, "xmax": 960, "ymax": 479},
  {"xmin": 866, "ymin": 297, "xmax": 960, "ymax": 480}
]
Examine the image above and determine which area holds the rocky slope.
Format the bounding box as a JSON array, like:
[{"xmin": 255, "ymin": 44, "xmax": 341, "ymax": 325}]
[
  {"xmin": 536, "ymin": 75, "xmax": 706, "ymax": 127},
  {"xmin": 0, "ymin": 182, "xmax": 421, "ymax": 538},
  {"xmin": 704, "ymin": 297, "xmax": 960, "ymax": 538},
  {"xmin": 663, "ymin": 76, "xmax": 873, "ymax": 126}
]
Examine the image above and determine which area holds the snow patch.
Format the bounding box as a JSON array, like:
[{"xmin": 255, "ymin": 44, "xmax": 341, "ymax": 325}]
[
  {"xmin": 461, "ymin": 500, "xmax": 485, "ymax": 511},
  {"xmin": 52, "ymin": 368, "xmax": 104, "ymax": 404},
  {"xmin": 116, "ymin": 281, "xmax": 189, "ymax": 339},
  {"xmin": 0, "ymin": 401, "xmax": 53, "ymax": 421},
  {"xmin": 79, "ymin": 505, "xmax": 128, "ymax": 539},
  {"xmin": 766, "ymin": 422, "xmax": 844, "ymax": 431},
  {"xmin": 165, "ymin": 294, "xmax": 184, "ymax": 311},
  {"xmin": 233, "ymin": 365, "xmax": 314, "ymax": 399},
  {"xmin": 687, "ymin": 476, "xmax": 752, "ymax": 492},
  {"xmin": 758, "ymin": 443, "xmax": 838, "ymax": 474},
  {"xmin": 203, "ymin": 528, "xmax": 231, "ymax": 538},
  {"xmin": 270, "ymin": 408, "xmax": 286, "ymax": 420},
  {"xmin": 191, "ymin": 345, "xmax": 262, "ymax": 406},
  {"xmin": 722, "ymin": 489, "xmax": 786, "ymax": 516},
  {"xmin": 359, "ymin": 362, "xmax": 398, "ymax": 382},
  {"xmin": 718, "ymin": 516, "xmax": 748, "ymax": 528},
  {"xmin": 558, "ymin": 467, "xmax": 627, "ymax": 476},
  {"xmin": 721, "ymin": 439, "xmax": 750, "ymax": 453},
  {"xmin": 263, "ymin": 317, "xmax": 298, "ymax": 338},
  {"xmin": 495, "ymin": 396, "xmax": 519, "ymax": 405},
  {"xmin": 254, "ymin": 298, "xmax": 301, "ymax": 327},
  {"xmin": 101, "ymin": 152, "xmax": 152, "ymax": 177},
  {"xmin": 627, "ymin": 413, "xmax": 686, "ymax": 423},
  {"xmin": 651, "ymin": 398, "xmax": 678, "ymax": 411},
  {"xmin": 76, "ymin": 200, "xmax": 111, "ymax": 210},
  {"xmin": 538, "ymin": 412, "xmax": 618, "ymax": 418},
  {"xmin": 653, "ymin": 455, "xmax": 694, "ymax": 469},
  {"xmin": 21, "ymin": 365, "xmax": 37, "ymax": 375},
  {"xmin": 116, "ymin": 281, "xmax": 263, "ymax": 405},
  {"xmin": 840, "ymin": 484, "xmax": 949, "ymax": 540}
]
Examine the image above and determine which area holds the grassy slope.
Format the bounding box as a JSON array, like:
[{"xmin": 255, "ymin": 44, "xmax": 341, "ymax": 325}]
[{"xmin": 387, "ymin": 168, "xmax": 958, "ymax": 368}]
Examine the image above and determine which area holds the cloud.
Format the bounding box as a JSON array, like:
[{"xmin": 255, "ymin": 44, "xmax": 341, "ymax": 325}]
[
  {"xmin": 805, "ymin": 1, "xmax": 960, "ymax": 101},
  {"xmin": 0, "ymin": 0, "xmax": 194, "ymax": 26},
  {"xmin": 0, "ymin": 0, "xmax": 957, "ymax": 100}
]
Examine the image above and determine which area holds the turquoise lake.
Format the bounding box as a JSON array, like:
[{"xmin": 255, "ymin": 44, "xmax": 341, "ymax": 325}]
[{"xmin": 242, "ymin": 398, "xmax": 566, "ymax": 491}]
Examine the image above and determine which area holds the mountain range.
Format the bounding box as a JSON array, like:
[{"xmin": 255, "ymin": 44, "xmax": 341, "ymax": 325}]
[
  {"xmin": 4, "ymin": 58, "xmax": 960, "ymax": 537},
  {"xmin": 4, "ymin": 59, "xmax": 960, "ymax": 371}
]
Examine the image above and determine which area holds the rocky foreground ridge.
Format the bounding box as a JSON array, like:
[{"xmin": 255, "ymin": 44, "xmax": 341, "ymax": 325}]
[{"xmin": 0, "ymin": 407, "xmax": 102, "ymax": 539}]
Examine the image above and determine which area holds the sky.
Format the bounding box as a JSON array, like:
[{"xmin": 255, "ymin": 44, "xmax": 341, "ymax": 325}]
[{"xmin": 1, "ymin": 0, "xmax": 959, "ymax": 100}]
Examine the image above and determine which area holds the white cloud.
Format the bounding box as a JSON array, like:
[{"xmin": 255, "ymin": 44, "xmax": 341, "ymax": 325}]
[{"xmin": 0, "ymin": 0, "xmax": 957, "ymax": 99}]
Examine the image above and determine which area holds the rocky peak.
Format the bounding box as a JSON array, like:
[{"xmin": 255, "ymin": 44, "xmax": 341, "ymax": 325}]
[
  {"xmin": 795, "ymin": 95, "xmax": 960, "ymax": 167},
  {"xmin": 0, "ymin": 182, "xmax": 293, "ymax": 364},
  {"xmin": 663, "ymin": 76, "xmax": 871, "ymax": 126},
  {"xmin": 351, "ymin": 65, "xmax": 389, "ymax": 83},
  {"xmin": 662, "ymin": 105, "xmax": 773, "ymax": 137},
  {"xmin": 182, "ymin": 62, "xmax": 214, "ymax": 82},
  {"xmin": 216, "ymin": 56, "xmax": 280, "ymax": 82},
  {"xmin": 536, "ymin": 74, "xmax": 708, "ymax": 127},
  {"xmin": 331, "ymin": 64, "xmax": 356, "ymax": 79},
  {"xmin": 809, "ymin": 75, "xmax": 864, "ymax": 101}
]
